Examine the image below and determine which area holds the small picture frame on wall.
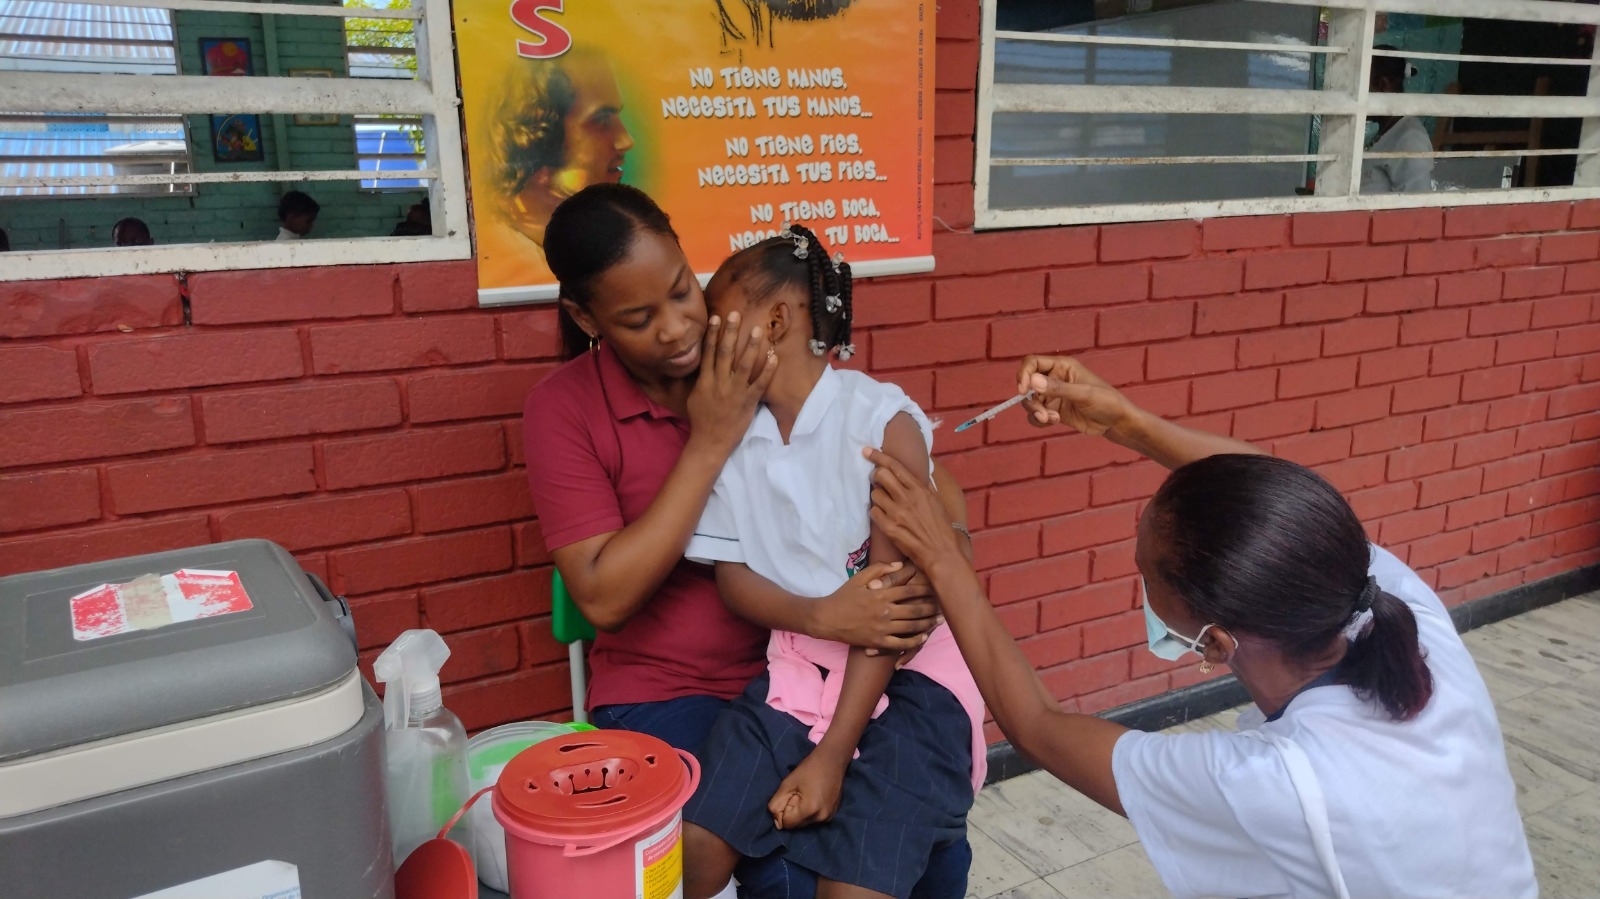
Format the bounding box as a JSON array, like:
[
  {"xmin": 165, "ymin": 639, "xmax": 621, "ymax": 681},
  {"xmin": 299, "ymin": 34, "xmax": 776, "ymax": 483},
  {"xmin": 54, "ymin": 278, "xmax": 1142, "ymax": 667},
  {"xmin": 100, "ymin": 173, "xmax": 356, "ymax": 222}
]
[
  {"xmin": 200, "ymin": 37, "xmax": 262, "ymax": 162},
  {"xmin": 289, "ymin": 69, "xmax": 340, "ymax": 126},
  {"xmin": 211, "ymin": 113, "xmax": 265, "ymax": 163},
  {"xmin": 199, "ymin": 38, "xmax": 253, "ymax": 76}
]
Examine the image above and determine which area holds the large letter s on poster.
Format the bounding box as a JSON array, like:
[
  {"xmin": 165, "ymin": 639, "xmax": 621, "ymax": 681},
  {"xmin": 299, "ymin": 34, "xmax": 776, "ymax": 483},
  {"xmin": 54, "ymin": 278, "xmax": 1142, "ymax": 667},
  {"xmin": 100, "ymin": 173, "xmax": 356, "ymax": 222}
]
[{"xmin": 510, "ymin": 0, "xmax": 571, "ymax": 58}]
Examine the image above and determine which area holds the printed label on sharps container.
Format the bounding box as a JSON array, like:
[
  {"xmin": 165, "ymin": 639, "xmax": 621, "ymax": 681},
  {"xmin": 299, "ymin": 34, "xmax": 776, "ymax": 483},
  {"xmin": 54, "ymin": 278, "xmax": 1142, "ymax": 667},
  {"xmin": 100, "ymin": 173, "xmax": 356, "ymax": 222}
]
[
  {"xmin": 132, "ymin": 860, "xmax": 300, "ymax": 899},
  {"xmin": 70, "ymin": 569, "xmax": 253, "ymax": 641},
  {"xmin": 636, "ymin": 814, "xmax": 684, "ymax": 899}
]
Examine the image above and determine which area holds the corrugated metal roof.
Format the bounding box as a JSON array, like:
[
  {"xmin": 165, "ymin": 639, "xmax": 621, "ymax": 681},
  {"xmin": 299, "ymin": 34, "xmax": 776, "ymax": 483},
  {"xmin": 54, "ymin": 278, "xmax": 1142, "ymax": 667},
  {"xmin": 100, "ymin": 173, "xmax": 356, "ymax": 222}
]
[
  {"xmin": 0, "ymin": 130, "xmax": 183, "ymax": 156},
  {"xmin": 0, "ymin": 1, "xmax": 176, "ymax": 70},
  {"xmin": 0, "ymin": 129, "xmax": 186, "ymax": 196}
]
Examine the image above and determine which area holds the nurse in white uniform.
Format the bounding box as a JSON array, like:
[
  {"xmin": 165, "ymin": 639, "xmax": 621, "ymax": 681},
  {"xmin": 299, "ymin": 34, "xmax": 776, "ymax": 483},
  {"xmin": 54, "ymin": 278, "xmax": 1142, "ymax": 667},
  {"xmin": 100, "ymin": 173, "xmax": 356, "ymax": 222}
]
[{"xmin": 865, "ymin": 354, "xmax": 1537, "ymax": 899}]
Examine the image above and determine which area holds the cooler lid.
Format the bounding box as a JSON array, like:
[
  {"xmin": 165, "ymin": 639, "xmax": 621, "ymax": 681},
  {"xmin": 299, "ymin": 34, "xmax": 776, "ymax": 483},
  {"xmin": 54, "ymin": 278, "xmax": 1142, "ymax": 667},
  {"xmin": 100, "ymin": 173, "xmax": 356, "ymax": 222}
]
[{"xmin": 0, "ymin": 539, "xmax": 356, "ymax": 763}]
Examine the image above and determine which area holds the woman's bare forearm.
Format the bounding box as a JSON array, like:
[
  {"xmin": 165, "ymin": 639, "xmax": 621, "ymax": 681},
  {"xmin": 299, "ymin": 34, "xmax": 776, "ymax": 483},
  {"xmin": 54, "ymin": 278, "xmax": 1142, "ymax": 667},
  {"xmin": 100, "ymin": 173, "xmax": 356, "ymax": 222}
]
[
  {"xmin": 932, "ymin": 457, "xmax": 975, "ymax": 562},
  {"xmin": 716, "ymin": 562, "xmax": 824, "ymax": 636},
  {"xmin": 552, "ymin": 436, "xmax": 729, "ymax": 632},
  {"xmin": 927, "ymin": 559, "xmax": 1128, "ymax": 814},
  {"xmin": 1111, "ymin": 406, "xmax": 1267, "ymax": 471}
]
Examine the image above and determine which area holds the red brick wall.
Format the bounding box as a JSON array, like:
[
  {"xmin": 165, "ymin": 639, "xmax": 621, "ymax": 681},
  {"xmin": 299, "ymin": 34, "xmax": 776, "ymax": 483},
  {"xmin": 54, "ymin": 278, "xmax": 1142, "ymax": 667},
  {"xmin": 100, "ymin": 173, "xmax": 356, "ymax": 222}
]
[
  {"xmin": 893, "ymin": 200, "xmax": 1600, "ymax": 743},
  {"xmin": 0, "ymin": 263, "xmax": 575, "ymax": 729},
  {"xmin": 4, "ymin": 2, "xmax": 1599, "ymax": 736}
]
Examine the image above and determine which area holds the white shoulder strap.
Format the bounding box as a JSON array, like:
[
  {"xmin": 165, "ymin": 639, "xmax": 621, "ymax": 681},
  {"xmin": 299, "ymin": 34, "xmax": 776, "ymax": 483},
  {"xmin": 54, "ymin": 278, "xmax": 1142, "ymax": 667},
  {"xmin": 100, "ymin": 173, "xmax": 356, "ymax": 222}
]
[{"xmin": 1247, "ymin": 730, "xmax": 1352, "ymax": 899}]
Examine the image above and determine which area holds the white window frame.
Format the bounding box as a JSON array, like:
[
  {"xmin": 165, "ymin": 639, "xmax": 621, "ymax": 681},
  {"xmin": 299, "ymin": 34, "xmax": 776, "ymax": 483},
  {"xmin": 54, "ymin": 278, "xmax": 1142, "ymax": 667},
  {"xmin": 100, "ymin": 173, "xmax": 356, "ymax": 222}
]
[
  {"xmin": 0, "ymin": 114, "xmax": 195, "ymax": 198},
  {"xmin": 0, "ymin": 0, "xmax": 470, "ymax": 281},
  {"xmin": 352, "ymin": 114, "xmax": 427, "ymax": 192},
  {"xmin": 974, "ymin": 0, "xmax": 1600, "ymax": 230},
  {"xmin": 342, "ymin": 1, "xmax": 427, "ymax": 193},
  {"xmin": 0, "ymin": 3, "xmax": 195, "ymax": 199}
]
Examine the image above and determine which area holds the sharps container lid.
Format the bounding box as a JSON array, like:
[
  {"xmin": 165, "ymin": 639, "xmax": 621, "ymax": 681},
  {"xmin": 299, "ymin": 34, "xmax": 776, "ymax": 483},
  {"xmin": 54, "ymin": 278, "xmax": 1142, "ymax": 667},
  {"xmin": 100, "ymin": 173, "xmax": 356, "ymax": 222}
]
[{"xmin": 495, "ymin": 730, "xmax": 690, "ymax": 839}]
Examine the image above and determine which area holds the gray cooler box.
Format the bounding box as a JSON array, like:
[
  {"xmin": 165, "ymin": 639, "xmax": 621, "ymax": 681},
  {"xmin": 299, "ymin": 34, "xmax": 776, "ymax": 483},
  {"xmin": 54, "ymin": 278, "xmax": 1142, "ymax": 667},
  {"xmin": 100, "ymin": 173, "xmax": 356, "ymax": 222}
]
[{"xmin": 0, "ymin": 539, "xmax": 393, "ymax": 899}]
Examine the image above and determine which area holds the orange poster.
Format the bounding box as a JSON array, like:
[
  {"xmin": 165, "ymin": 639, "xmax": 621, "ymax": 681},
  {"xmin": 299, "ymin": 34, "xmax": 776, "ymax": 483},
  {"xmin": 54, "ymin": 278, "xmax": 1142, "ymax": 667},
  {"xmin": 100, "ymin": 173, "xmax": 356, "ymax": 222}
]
[{"xmin": 454, "ymin": 0, "xmax": 936, "ymax": 304}]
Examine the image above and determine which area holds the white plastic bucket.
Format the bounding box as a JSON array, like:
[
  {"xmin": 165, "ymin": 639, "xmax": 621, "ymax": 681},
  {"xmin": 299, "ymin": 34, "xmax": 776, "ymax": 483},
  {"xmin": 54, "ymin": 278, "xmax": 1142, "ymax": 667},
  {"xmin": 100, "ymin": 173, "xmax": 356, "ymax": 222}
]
[{"xmin": 463, "ymin": 721, "xmax": 577, "ymax": 892}]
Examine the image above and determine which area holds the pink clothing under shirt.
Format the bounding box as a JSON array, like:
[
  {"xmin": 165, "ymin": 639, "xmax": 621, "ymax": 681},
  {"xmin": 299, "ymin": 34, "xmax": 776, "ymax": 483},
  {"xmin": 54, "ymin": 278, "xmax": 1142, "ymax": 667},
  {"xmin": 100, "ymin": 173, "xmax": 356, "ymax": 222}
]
[{"xmin": 768, "ymin": 627, "xmax": 987, "ymax": 794}]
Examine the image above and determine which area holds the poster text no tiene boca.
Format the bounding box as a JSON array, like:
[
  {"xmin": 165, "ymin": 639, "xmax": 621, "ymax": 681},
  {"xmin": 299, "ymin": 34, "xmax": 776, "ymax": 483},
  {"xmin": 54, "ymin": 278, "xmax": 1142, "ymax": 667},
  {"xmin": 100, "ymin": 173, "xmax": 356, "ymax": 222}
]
[{"xmin": 454, "ymin": 0, "xmax": 936, "ymax": 303}]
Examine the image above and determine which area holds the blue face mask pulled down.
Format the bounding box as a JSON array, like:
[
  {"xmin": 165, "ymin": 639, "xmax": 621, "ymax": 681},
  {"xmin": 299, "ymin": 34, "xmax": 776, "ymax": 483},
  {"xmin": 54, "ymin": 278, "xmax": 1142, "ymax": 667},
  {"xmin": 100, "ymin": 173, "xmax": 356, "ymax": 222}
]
[{"xmin": 1141, "ymin": 577, "xmax": 1217, "ymax": 662}]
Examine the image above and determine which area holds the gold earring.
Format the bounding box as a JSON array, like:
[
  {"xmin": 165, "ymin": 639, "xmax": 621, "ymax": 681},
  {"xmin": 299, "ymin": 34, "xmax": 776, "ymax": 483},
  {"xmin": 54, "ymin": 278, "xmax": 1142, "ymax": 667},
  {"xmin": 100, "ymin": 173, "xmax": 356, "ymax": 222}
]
[{"xmin": 1199, "ymin": 660, "xmax": 1215, "ymax": 674}]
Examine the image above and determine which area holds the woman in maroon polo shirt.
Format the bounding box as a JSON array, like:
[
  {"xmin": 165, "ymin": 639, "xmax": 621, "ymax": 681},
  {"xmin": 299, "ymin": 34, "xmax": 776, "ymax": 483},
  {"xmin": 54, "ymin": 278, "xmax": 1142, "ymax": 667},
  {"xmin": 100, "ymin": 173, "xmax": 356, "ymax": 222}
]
[
  {"xmin": 523, "ymin": 182, "xmax": 957, "ymax": 743},
  {"xmin": 522, "ymin": 185, "xmax": 972, "ymax": 896}
]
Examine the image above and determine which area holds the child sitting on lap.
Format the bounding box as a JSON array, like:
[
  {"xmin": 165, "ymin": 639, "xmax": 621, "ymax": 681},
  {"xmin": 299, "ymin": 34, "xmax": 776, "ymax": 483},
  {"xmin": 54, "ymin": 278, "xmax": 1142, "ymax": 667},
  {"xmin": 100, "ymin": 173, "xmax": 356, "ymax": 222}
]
[{"xmin": 681, "ymin": 225, "xmax": 985, "ymax": 899}]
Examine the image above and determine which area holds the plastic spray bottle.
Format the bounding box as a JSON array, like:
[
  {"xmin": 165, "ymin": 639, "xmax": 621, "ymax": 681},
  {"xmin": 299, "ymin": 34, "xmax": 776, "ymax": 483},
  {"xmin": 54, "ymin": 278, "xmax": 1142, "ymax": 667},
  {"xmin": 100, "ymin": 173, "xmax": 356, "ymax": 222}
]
[{"xmin": 374, "ymin": 629, "xmax": 470, "ymax": 869}]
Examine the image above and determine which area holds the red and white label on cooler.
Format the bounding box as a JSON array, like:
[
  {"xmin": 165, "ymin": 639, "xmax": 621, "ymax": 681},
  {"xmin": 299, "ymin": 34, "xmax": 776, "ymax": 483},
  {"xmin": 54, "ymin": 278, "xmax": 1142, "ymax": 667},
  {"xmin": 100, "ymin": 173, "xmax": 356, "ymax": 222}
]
[{"xmin": 70, "ymin": 569, "xmax": 254, "ymax": 641}]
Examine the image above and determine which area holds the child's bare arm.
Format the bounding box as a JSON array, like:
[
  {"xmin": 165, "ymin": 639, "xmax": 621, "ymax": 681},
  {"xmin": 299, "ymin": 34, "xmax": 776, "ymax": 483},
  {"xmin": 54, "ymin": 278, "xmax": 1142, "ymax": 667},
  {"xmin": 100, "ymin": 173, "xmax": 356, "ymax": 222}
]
[
  {"xmin": 813, "ymin": 415, "xmax": 926, "ymax": 760},
  {"xmin": 768, "ymin": 413, "xmax": 927, "ymax": 830},
  {"xmin": 766, "ymin": 647, "xmax": 895, "ymax": 830}
]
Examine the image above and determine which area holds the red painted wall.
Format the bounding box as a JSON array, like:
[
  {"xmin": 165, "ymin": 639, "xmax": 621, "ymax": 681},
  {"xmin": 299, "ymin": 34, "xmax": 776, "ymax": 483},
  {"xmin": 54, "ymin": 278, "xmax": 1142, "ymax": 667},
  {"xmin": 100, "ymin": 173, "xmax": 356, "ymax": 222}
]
[{"xmin": 4, "ymin": 3, "xmax": 1599, "ymax": 737}]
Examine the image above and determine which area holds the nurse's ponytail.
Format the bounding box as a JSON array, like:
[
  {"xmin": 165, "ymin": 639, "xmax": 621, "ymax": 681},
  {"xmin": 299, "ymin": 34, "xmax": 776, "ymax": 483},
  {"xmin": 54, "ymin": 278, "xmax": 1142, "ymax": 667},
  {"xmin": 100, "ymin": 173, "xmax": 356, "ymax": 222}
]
[
  {"xmin": 1148, "ymin": 455, "xmax": 1435, "ymax": 723},
  {"xmin": 1341, "ymin": 584, "xmax": 1433, "ymax": 721}
]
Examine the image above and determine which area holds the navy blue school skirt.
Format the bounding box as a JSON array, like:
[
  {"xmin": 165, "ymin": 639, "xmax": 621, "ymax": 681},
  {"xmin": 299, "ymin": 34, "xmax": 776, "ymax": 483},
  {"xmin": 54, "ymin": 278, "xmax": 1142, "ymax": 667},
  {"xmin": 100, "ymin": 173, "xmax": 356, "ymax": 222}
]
[{"xmin": 683, "ymin": 670, "xmax": 974, "ymax": 899}]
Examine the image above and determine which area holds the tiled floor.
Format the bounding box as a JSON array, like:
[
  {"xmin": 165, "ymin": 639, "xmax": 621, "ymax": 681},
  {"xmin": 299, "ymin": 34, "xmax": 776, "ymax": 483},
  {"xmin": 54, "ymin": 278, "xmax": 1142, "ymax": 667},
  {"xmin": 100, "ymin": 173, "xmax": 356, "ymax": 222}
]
[{"xmin": 968, "ymin": 593, "xmax": 1600, "ymax": 899}]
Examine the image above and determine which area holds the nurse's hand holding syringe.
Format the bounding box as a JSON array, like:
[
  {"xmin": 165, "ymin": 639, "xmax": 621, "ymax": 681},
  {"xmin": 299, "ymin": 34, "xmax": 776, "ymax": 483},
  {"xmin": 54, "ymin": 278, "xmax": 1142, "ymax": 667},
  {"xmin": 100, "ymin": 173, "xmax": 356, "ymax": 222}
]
[{"xmin": 1015, "ymin": 354, "xmax": 1265, "ymax": 469}]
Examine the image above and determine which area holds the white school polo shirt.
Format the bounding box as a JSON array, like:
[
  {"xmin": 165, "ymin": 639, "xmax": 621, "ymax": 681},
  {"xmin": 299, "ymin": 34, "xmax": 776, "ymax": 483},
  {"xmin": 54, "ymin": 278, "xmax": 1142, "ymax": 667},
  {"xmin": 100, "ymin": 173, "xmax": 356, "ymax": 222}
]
[
  {"xmin": 1112, "ymin": 544, "xmax": 1535, "ymax": 899},
  {"xmin": 686, "ymin": 366, "xmax": 933, "ymax": 596}
]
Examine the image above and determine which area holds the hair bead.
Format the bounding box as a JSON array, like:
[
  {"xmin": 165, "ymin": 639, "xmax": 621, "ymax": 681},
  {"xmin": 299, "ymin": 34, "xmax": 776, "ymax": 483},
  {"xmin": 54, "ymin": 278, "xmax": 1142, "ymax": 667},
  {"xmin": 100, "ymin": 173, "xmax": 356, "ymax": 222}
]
[{"xmin": 720, "ymin": 222, "xmax": 853, "ymax": 364}]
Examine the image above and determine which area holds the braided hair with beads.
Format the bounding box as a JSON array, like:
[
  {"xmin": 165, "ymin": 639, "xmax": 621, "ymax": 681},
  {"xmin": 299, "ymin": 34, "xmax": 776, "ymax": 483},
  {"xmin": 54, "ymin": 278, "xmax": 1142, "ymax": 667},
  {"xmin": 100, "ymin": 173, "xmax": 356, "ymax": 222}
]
[{"xmin": 717, "ymin": 222, "xmax": 855, "ymax": 360}]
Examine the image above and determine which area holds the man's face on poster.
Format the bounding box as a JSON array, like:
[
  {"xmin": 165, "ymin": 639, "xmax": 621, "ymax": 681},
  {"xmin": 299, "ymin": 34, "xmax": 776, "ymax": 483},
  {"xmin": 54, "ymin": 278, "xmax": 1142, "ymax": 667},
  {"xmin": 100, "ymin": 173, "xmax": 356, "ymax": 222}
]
[{"xmin": 546, "ymin": 54, "xmax": 634, "ymax": 198}]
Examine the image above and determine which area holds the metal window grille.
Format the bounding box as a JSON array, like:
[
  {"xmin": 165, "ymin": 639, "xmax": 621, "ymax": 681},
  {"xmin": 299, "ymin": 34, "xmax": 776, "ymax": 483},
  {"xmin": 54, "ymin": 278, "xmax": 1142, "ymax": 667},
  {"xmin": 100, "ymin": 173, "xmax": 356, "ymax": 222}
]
[
  {"xmin": 0, "ymin": 0, "xmax": 470, "ymax": 280},
  {"xmin": 344, "ymin": 0, "xmax": 424, "ymax": 190},
  {"xmin": 0, "ymin": 2, "xmax": 193, "ymax": 197},
  {"xmin": 975, "ymin": 0, "xmax": 1600, "ymax": 230}
]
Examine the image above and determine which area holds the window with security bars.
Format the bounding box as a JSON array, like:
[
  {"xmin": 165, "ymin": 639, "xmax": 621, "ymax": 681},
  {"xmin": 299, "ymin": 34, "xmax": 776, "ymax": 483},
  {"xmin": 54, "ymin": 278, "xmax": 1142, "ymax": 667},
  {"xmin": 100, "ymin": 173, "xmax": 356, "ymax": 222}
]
[
  {"xmin": 345, "ymin": 0, "xmax": 426, "ymax": 191},
  {"xmin": 0, "ymin": 2, "xmax": 193, "ymax": 197},
  {"xmin": 0, "ymin": 0, "xmax": 468, "ymax": 280},
  {"xmin": 975, "ymin": 0, "xmax": 1600, "ymax": 230}
]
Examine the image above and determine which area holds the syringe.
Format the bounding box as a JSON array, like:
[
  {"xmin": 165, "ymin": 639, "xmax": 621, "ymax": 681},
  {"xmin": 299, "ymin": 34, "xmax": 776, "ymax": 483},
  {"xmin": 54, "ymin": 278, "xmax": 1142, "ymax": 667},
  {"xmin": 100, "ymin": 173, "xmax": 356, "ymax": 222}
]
[{"xmin": 952, "ymin": 390, "xmax": 1036, "ymax": 433}]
